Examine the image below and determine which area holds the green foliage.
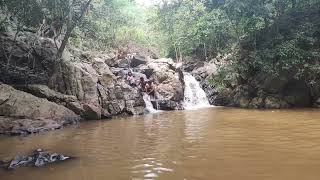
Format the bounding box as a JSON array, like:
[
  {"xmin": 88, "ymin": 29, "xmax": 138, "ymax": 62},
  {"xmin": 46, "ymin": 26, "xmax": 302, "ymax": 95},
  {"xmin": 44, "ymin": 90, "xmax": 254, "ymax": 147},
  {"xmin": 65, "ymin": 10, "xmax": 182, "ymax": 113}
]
[
  {"xmin": 1, "ymin": 0, "xmax": 320, "ymax": 87},
  {"xmin": 69, "ymin": 0, "xmax": 162, "ymax": 52},
  {"xmin": 2, "ymin": 0, "xmax": 43, "ymax": 28}
]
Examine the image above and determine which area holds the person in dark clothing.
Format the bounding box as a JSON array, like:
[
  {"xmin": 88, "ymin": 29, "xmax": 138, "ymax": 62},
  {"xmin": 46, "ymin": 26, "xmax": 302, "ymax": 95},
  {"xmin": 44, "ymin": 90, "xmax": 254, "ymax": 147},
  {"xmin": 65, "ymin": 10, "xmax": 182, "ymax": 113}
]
[
  {"xmin": 138, "ymin": 77, "xmax": 146, "ymax": 92},
  {"xmin": 146, "ymin": 81, "xmax": 156, "ymax": 98}
]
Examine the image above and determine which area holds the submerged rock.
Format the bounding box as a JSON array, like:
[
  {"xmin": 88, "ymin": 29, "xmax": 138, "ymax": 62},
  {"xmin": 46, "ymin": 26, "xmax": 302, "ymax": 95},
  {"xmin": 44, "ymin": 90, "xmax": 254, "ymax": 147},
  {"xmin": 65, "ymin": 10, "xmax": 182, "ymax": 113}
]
[{"xmin": 4, "ymin": 149, "xmax": 73, "ymax": 169}]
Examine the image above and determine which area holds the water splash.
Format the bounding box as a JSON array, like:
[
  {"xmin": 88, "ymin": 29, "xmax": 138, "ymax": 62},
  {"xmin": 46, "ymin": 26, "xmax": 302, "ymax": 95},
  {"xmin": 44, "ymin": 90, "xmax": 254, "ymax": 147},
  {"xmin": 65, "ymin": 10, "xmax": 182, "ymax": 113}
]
[
  {"xmin": 143, "ymin": 93, "xmax": 160, "ymax": 113},
  {"xmin": 183, "ymin": 72, "xmax": 211, "ymax": 110}
]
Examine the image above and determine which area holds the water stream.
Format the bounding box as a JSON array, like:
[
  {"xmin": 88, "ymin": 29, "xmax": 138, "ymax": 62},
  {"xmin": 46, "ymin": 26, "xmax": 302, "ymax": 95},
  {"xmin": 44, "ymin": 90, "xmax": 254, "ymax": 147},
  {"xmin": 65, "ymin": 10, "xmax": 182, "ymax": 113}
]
[
  {"xmin": 183, "ymin": 72, "xmax": 211, "ymax": 110},
  {"xmin": 143, "ymin": 93, "xmax": 159, "ymax": 113}
]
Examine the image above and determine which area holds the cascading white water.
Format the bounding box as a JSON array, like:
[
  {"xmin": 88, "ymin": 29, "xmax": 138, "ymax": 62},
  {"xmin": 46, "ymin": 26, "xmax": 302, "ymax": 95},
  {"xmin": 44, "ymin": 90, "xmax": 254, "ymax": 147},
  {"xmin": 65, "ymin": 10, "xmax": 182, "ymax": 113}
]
[
  {"xmin": 183, "ymin": 72, "xmax": 211, "ymax": 110},
  {"xmin": 143, "ymin": 93, "xmax": 159, "ymax": 113}
]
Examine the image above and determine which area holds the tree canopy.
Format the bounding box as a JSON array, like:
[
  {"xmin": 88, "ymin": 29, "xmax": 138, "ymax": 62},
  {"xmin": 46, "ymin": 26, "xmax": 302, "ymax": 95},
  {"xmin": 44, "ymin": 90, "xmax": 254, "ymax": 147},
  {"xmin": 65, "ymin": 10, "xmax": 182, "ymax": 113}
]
[{"xmin": 1, "ymin": 0, "xmax": 319, "ymax": 86}]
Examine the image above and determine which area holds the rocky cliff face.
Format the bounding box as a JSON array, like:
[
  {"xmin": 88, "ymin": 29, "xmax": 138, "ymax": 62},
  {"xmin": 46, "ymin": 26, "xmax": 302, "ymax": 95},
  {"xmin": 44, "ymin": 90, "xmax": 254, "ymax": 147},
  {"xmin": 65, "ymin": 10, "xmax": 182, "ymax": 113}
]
[
  {"xmin": 186, "ymin": 56, "xmax": 320, "ymax": 109},
  {"xmin": 182, "ymin": 58, "xmax": 219, "ymax": 105},
  {"xmin": 0, "ymin": 84, "xmax": 80, "ymax": 135},
  {"xmin": 0, "ymin": 30, "xmax": 186, "ymax": 135},
  {"xmin": 136, "ymin": 58, "xmax": 185, "ymax": 110}
]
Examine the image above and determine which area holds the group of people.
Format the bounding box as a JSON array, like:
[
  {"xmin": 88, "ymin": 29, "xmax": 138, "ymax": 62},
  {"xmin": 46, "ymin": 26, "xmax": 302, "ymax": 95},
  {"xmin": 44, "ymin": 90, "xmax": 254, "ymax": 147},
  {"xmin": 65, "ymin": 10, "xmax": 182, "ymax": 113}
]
[{"xmin": 126, "ymin": 72, "xmax": 156, "ymax": 98}]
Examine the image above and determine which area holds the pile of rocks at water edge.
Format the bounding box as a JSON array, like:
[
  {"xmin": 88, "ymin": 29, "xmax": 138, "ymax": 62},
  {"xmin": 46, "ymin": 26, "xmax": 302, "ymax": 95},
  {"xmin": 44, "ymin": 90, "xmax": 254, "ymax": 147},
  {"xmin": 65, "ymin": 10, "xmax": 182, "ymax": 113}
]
[{"xmin": 0, "ymin": 149, "xmax": 74, "ymax": 170}]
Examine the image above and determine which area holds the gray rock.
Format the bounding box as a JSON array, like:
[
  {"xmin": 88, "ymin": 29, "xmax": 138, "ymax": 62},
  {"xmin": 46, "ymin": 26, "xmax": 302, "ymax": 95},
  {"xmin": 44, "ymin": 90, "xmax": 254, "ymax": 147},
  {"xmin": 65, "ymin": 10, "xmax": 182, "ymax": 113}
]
[
  {"xmin": 83, "ymin": 104, "xmax": 102, "ymax": 120},
  {"xmin": 6, "ymin": 149, "xmax": 72, "ymax": 169},
  {"xmin": 131, "ymin": 55, "xmax": 148, "ymax": 67},
  {"xmin": 0, "ymin": 32, "xmax": 57, "ymax": 84},
  {"xmin": 265, "ymin": 96, "xmax": 290, "ymax": 109}
]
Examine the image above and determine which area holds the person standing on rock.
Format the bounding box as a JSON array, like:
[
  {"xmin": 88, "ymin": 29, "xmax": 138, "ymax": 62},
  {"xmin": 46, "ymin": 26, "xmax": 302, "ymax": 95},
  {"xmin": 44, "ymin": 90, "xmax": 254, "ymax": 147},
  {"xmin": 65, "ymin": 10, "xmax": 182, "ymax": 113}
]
[
  {"xmin": 146, "ymin": 80, "xmax": 157, "ymax": 99},
  {"xmin": 138, "ymin": 77, "xmax": 146, "ymax": 92}
]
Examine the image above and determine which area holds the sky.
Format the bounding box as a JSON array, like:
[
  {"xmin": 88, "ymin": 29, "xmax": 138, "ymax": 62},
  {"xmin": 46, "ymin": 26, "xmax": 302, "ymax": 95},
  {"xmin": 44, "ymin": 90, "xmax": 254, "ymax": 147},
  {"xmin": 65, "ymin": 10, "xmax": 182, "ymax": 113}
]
[{"xmin": 135, "ymin": 0, "xmax": 160, "ymax": 7}]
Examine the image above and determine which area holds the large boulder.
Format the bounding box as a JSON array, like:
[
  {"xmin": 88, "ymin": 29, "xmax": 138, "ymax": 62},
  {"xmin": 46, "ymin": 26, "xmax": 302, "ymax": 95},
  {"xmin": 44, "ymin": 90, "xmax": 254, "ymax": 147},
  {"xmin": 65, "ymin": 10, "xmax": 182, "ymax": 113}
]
[
  {"xmin": 0, "ymin": 84, "xmax": 80, "ymax": 135},
  {"xmin": 151, "ymin": 100, "xmax": 182, "ymax": 111},
  {"xmin": 50, "ymin": 60, "xmax": 145, "ymax": 117},
  {"xmin": 4, "ymin": 149, "xmax": 72, "ymax": 169},
  {"xmin": 131, "ymin": 55, "xmax": 148, "ymax": 67},
  {"xmin": 0, "ymin": 84, "xmax": 79, "ymax": 121},
  {"xmin": 13, "ymin": 84, "xmax": 77, "ymax": 104},
  {"xmin": 49, "ymin": 61, "xmax": 100, "ymax": 106},
  {"xmin": 0, "ymin": 32, "xmax": 57, "ymax": 84},
  {"xmin": 83, "ymin": 104, "xmax": 102, "ymax": 120},
  {"xmin": 143, "ymin": 59, "xmax": 184, "ymax": 102}
]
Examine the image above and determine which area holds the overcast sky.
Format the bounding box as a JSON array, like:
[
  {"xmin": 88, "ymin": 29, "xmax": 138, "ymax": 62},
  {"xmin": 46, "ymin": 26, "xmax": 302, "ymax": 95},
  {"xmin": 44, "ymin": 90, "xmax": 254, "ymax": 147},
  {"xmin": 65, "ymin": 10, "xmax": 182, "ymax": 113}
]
[{"xmin": 135, "ymin": 0, "xmax": 161, "ymax": 7}]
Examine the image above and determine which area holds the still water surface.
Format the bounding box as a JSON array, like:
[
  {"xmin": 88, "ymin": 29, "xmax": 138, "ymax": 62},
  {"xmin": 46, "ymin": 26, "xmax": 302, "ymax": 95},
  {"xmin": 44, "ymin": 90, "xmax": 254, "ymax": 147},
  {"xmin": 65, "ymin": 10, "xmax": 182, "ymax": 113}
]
[{"xmin": 1, "ymin": 107, "xmax": 320, "ymax": 180}]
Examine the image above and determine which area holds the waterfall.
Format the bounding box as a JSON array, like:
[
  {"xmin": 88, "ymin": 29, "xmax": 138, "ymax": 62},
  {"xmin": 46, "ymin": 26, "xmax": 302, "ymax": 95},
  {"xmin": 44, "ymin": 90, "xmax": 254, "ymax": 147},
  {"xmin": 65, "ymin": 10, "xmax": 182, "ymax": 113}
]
[
  {"xmin": 183, "ymin": 72, "xmax": 211, "ymax": 110},
  {"xmin": 143, "ymin": 93, "xmax": 159, "ymax": 113}
]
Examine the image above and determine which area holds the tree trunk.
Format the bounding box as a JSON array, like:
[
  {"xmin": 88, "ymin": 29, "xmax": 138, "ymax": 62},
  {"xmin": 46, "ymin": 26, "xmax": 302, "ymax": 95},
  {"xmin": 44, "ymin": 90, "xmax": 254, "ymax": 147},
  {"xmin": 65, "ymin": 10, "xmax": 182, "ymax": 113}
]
[
  {"xmin": 178, "ymin": 46, "xmax": 182, "ymax": 62},
  {"xmin": 174, "ymin": 43, "xmax": 178, "ymax": 62},
  {"xmin": 56, "ymin": 0, "xmax": 93, "ymax": 59},
  {"xmin": 6, "ymin": 23, "xmax": 21, "ymax": 69},
  {"xmin": 56, "ymin": 26, "xmax": 73, "ymax": 59},
  {"xmin": 204, "ymin": 42, "xmax": 207, "ymax": 61},
  {"xmin": 292, "ymin": 0, "xmax": 296, "ymax": 8}
]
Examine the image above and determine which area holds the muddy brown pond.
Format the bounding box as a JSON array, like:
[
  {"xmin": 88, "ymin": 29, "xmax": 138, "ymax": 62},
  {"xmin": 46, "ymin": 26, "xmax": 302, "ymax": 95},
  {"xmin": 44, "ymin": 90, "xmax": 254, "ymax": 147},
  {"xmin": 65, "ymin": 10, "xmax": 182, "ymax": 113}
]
[{"xmin": 1, "ymin": 107, "xmax": 320, "ymax": 180}]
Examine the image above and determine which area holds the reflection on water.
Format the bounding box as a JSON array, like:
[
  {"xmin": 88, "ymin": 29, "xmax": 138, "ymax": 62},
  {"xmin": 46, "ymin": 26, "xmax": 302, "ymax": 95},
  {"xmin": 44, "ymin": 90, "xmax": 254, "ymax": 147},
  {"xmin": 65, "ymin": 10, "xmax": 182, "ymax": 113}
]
[{"xmin": 1, "ymin": 108, "xmax": 320, "ymax": 180}]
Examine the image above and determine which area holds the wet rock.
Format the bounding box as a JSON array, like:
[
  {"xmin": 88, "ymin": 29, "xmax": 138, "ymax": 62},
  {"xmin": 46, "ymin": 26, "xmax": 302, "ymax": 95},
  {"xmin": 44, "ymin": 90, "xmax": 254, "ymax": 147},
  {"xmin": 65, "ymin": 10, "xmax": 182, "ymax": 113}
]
[
  {"xmin": 184, "ymin": 60, "xmax": 219, "ymax": 105},
  {"xmin": 142, "ymin": 59, "xmax": 184, "ymax": 102},
  {"xmin": 66, "ymin": 102, "xmax": 85, "ymax": 116},
  {"xmin": 125, "ymin": 100, "xmax": 145, "ymax": 115},
  {"xmin": 248, "ymin": 97, "xmax": 264, "ymax": 109},
  {"xmin": 131, "ymin": 55, "xmax": 148, "ymax": 67},
  {"xmin": 13, "ymin": 84, "xmax": 77, "ymax": 104},
  {"xmin": 101, "ymin": 109, "xmax": 112, "ymax": 119},
  {"xmin": 5, "ymin": 149, "xmax": 73, "ymax": 169},
  {"xmin": 212, "ymin": 89, "xmax": 234, "ymax": 106},
  {"xmin": 265, "ymin": 96, "xmax": 290, "ymax": 109},
  {"xmin": 117, "ymin": 59, "xmax": 131, "ymax": 68},
  {"xmin": 314, "ymin": 98, "xmax": 320, "ymax": 107},
  {"xmin": 136, "ymin": 64, "xmax": 154, "ymax": 78},
  {"xmin": 0, "ymin": 117, "xmax": 77, "ymax": 135},
  {"xmin": 83, "ymin": 104, "xmax": 102, "ymax": 120},
  {"xmin": 0, "ymin": 84, "xmax": 79, "ymax": 120},
  {"xmin": 152, "ymin": 100, "xmax": 182, "ymax": 111}
]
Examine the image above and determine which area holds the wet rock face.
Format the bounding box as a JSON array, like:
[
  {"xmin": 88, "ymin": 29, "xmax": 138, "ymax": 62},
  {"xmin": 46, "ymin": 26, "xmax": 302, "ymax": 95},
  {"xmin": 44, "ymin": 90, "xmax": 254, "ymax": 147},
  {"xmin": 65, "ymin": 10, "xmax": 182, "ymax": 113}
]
[
  {"xmin": 2, "ymin": 149, "xmax": 73, "ymax": 169},
  {"xmin": 185, "ymin": 56, "xmax": 316, "ymax": 108},
  {"xmin": 49, "ymin": 58, "xmax": 145, "ymax": 117},
  {"xmin": 137, "ymin": 59, "xmax": 185, "ymax": 102},
  {"xmin": 151, "ymin": 100, "xmax": 183, "ymax": 111},
  {"xmin": 183, "ymin": 60, "xmax": 219, "ymax": 105}
]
